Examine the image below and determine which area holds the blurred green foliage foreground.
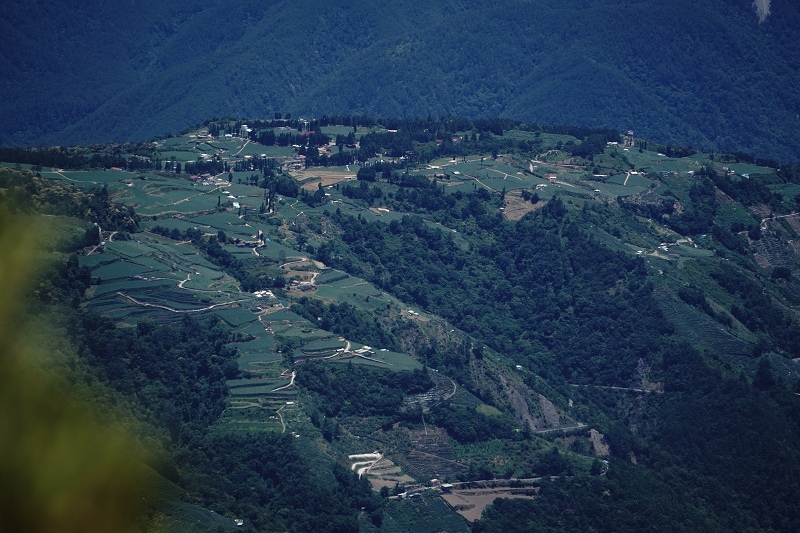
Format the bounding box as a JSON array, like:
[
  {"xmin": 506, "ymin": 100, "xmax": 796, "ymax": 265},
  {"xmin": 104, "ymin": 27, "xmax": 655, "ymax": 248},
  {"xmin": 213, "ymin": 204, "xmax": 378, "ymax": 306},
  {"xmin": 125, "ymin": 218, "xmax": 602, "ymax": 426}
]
[{"xmin": 0, "ymin": 212, "xmax": 143, "ymax": 533}]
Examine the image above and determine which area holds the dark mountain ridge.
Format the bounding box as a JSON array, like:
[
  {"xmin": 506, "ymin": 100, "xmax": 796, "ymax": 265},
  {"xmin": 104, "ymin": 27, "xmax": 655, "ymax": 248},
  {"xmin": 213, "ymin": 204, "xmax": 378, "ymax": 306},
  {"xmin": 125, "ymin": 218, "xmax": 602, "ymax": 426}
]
[{"xmin": 2, "ymin": 0, "xmax": 799, "ymax": 161}]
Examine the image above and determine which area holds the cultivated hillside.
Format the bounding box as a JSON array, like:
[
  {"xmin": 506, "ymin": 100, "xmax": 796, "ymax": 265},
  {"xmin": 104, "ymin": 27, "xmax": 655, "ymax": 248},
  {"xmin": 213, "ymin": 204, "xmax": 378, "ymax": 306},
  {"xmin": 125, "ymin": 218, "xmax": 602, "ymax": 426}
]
[{"xmin": 4, "ymin": 117, "xmax": 800, "ymax": 531}]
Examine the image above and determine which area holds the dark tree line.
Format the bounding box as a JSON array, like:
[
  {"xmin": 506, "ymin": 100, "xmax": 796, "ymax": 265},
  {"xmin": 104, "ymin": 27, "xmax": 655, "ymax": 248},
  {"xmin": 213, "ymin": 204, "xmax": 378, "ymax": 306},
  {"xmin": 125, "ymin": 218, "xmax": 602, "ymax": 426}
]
[
  {"xmin": 0, "ymin": 146, "xmax": 164, "ymax": 172},
  {"xmin": 0, "ymin": 168, "xmax": 139, "ymax": 232},
  {"xmin": 297, "ymin": 361, "xmax": 433, "ymax": 419},
  {"xmin": 291, "ymin": 297, "xmax": 398, "ymax": 351}
]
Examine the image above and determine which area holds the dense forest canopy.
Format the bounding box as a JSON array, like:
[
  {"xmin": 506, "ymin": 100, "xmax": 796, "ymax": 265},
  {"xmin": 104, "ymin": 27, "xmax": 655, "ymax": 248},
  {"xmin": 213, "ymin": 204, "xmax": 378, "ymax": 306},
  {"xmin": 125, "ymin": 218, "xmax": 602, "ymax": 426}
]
[{"xmin": 2, "ymin": 0, "xmax": 800, "ymax": 161}]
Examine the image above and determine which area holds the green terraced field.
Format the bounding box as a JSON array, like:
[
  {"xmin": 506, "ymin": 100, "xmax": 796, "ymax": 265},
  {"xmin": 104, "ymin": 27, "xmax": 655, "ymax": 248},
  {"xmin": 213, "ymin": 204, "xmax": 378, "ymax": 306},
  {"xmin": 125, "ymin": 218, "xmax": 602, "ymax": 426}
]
[
  {"xmin": 302, "ymin": 339, "xmax": 346, "ymax": 353},
  {"xmin": 236, "ymin": 347, "xmax": 282, "ymax": 369},
  {"xmin": 716, "ymin": 203, "xmax": 760, "ymax": 229},
  {"xmin": 591, "ymin": 181, "xmax": 647, "ymax": 198},
  {"xmin": 125, "ymin": 254, "xmax": 175, "ymax": 271},
  {"xmin": 78, "ymin": 254, "xmax": 119, "ymax": 268},
  {"xmin": 44, "ymin": 170, "xmax": 131, "ymax": 186},
  {"xmin": 261, "ymin": 309, "xmax": 305, "ymax": 322},
  {"xmin": 382, "ymin": 491, "xmax": 469, "ymax": 533},
  {"xmin": 314, "ymin": 270, "xmax": 350, "ymax": 284},
  {"xmin": 213, "ymin": 307, "xmax": 259, "ymax": 326},
  {"xmin": 188, "ymin": 212, "xmax": 251, "ymax": 231},
  {"xmin": 90, "ymin": 278, "xmax": 175, "ymax": 296},
  {"xmin": 329, "ymin": 350, "xmax": 421, "ymax": 371},
  {"xmin": 228, "ymin": 377, "xmax": 288, "ymax": 389},
  {"xmin": 104, "ymin": 240, "xmax": 154, "ymax": 258},
  {"xmin": 140, "ymin": 217, "xmax": 203, "ymax": 233},
  {"xmin": 211, "ymin": 413, "xmax": 285, "ymax": 434},
  {"xmin": 91, "ymin": 261, "xmax": 155, "ymax": 280},
  {"xmin": 134, "ymin": 189, "xmax": 221, "ymax": 215},
  {"xmin": 132, "ymin": 288, "xmax": 211, "ymax": 308}
]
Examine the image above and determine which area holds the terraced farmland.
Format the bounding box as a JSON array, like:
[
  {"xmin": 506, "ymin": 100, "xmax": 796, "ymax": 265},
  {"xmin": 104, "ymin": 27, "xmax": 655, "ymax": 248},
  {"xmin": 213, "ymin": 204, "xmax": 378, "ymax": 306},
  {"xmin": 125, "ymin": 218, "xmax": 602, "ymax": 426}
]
[
  {"xmin": 654, "ymin": 285, "xmax": 754, "ymax": 359},
  {"xmin": 233, "ymin": 322, "xmax": 281, "ymax": 372},
  {"xmin": 215, "ymin": 373, "xmax": 299, "ymax": 434},
  {"xmin": 393, "ymin": 427, "xmax": 465, "ymax": 482},
  {"xmin": 382, "ymin": 490, "xmax": 469, "ymax": 533},
  {"xmin": 298, "ymin": 338, "xmax": 346, "ymax": 357},
  {"xmin": 328, "ymin": 349, "xmax": 421, "ymax": 371},
  {"xmin": 214, "ymin": 307, "xmax": 260, "ymax": 327},
  {"xmin": 228, "ymin": 376, "xmax": 291, "ymax": 396},
  {"xmin": 405, "ymin": 371, "xmax": 458, "ymax": 411}
]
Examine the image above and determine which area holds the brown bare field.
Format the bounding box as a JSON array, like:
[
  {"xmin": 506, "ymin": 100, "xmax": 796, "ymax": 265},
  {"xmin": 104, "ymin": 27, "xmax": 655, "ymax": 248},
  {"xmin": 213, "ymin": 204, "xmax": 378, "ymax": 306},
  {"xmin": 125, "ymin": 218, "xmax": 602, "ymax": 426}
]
[
  {"xmin": 589, "ymin": 428, "xmax": 611, "ymax": 456},
  {"xmin": 284, "ymin": 270, "xmax": 316, "ymax": 282},
  {"xmin": 783, "ymin": 214, "xmax": 800, "ymax": 236},
  {"xmin": 750, "ymin": 204, "xmax": 772, "ymax": 219},
  {"xmin": 393, "ymin": 427, "xmax": 464, "ymax": 480},
  {"xmin": 280, "ymin": 259, "xmax": 319, "ymax": 282},
  {"xmin": 442, "ymin": 488, "xmax": 536, "ymax": 521},
  {"xmin": 503, "ymin": 191, "xmax": 543, "ymax": 221},
  {"xmin": 366, "ymin": 458, "xmax": 416, "ymax": 491},
  {"xmin": 400, "ymin": 309, "xmax": 430, "ymax": 322},
  {"xmin": 289, "ymin": 169, "xmax": 357, "ymax": 191}
]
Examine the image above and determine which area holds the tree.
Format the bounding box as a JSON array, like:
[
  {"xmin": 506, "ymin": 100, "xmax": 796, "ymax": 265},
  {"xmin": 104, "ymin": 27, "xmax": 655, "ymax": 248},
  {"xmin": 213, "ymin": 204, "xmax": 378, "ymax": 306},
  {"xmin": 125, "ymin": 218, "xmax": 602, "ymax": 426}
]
[
  {"xmin": 754, "ymin": 358, "xmax": 775, "ymax": 390},
  {"xmin": 771, "ymin": 266, "xmax": 791, "ymax": 281},
  {"xmin": 357, "ymin": 167, "xmax": 376, "ymax": 181}
]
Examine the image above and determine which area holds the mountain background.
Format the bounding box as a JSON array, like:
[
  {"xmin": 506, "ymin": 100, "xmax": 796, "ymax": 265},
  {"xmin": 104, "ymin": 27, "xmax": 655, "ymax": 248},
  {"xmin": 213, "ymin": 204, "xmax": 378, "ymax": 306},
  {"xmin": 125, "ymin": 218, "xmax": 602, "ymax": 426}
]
[{"xmin": 2, "ymin": 0, "xmax": 799, "ymax": 160}]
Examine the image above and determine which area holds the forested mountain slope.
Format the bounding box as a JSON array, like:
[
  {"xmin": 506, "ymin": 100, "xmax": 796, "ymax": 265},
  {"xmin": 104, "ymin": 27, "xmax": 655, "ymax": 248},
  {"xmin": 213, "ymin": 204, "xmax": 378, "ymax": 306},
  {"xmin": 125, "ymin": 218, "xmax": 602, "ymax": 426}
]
[
  {"xmin": 2, "ymin": 0, "xmax": 799, "ymax": 160},
  {"xmin": 4, "ymin": 115, "xmax": 800, "ymax": 531}
]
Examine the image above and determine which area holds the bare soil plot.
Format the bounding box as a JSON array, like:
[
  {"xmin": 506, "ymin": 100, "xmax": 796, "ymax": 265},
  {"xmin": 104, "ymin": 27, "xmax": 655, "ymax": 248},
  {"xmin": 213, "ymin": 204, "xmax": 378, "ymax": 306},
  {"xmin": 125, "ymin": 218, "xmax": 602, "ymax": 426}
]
[
  {"xmin": 366, "ymin": 461, "xmax": 416, "ymax": 491},
  {"xmin": 442, "ymin": 488, "xmax": 536, "ymax": 522},
  {"xmin": 405, "ymin": 372, "xmax": 457, "ymax": 411},
  {"xmin": 589, "ymin": 428, "xmax": 610, "ymax": 456},
  {"xmin": 289, "ymin": 169, "xmax": 357, "ymax": 190},
  {"xmin": 393, "ymin": 427, "xmax": 465, "ymax": 481},
  {"xmin": 280, "ymin": 258, "xmax": 320, "ymax": 282},
  {"xmin": 783, "ymin": 214, "xmax": 800, "ymax": 236},
  {"xmin": 346, "ymin": 453, "xmax": 416, "ymax": 490},
  {"xmin": 502, "ymin": 190, "xmax": 542, "ymax": 221}
]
